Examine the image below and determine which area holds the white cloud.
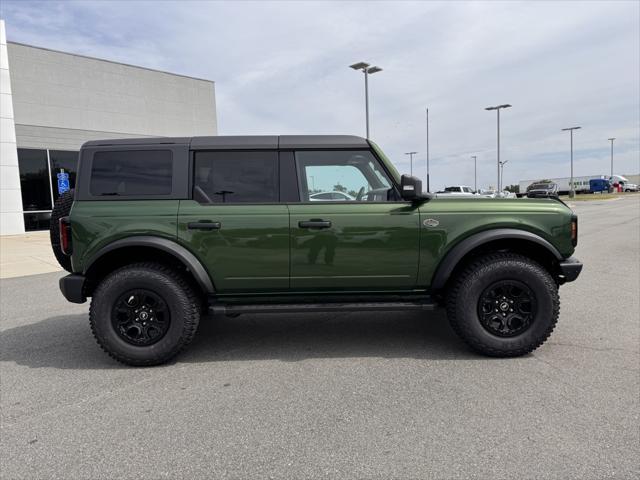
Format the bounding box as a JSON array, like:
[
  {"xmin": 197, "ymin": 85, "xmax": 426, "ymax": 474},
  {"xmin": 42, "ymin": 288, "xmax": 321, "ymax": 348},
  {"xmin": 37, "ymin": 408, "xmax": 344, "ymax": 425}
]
[{"xmin": 1, "ymin": 0, "xmax": 638, "ymax": 189}]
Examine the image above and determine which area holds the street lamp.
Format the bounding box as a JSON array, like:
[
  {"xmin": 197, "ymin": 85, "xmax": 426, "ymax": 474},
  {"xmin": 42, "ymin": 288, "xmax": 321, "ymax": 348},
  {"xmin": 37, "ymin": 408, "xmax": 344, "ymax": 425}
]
[
  {"xmin": 350, "ymin": 62, "xmax": 383, "ymax": 139},
  {"xmin": 425, "ymin": 107, "xmax": 431, "ymax": 193},
  {"xmin": 405, "ymin": 151, "xmax": 418, "ymax": 176},
  {"xmin": 608, "ymin": 138, "xmax": 615, "ymax": 178},
  {"xmin": 485, "ymin": 104, "xmax": 512, "ymax": 191},
  {"xmin": 499, "ymin": 160, "xmax": 509, "ymax": 192},
  {"xmin": 471, "ymin": 155, "xmax": 477, "ymax": 191},
  {"xmin": 562, "ymin": 126, "xmax": 581, "ymax": 198}
]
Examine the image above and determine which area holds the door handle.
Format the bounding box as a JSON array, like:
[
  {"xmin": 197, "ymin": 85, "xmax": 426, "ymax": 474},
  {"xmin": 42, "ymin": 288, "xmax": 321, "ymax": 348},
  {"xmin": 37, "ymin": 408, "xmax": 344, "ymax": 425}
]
[
  {"xmin": 299, "ymin": 220, "xmax": 332, "ymax": 229},
  {"xmin": 187, "ymin": 221, "xmax": 221, "ymax": 230}
]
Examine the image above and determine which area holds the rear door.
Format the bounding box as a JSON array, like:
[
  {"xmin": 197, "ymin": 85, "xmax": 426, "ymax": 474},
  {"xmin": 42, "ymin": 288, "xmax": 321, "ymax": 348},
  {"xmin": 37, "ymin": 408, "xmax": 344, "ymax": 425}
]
[
  {"xmin": 178, "ymin": 150, "xmax": 290, "ymax": 293},
  {"xmin": 288, "ymin": 149, "xmax": 420, "ymax": 291}
]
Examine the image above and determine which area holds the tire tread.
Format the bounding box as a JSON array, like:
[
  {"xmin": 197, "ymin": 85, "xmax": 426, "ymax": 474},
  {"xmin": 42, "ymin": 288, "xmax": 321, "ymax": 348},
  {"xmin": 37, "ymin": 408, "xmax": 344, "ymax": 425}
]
[{"xmin": 49, "ymin": 190, "xmax": 74, "ymax": 272}]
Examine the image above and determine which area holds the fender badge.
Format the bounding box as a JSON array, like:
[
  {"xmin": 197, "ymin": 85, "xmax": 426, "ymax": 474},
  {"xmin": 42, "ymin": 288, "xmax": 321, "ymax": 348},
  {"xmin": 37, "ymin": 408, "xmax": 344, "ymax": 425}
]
[{"xmin": 423, "ymin": 218, "xmax": 439, "ymax": 227}]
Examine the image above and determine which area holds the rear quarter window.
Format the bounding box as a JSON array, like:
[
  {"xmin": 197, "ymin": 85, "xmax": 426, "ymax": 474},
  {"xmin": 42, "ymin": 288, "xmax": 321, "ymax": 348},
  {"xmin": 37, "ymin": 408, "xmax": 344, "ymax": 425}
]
[{"xmin": 90, "ymin": 150, "xmax": 173, "ymax": 196}]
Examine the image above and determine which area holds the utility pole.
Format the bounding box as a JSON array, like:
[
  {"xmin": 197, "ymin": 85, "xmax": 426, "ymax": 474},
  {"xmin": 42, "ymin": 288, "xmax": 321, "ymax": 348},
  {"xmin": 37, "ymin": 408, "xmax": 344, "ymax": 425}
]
[
  {"xmin": 608, "ymin": 137, "xmax": 615, "ymax": 177},
  {"xmin": 405, "ymin": 151, "xmax": 418, "ymax": 176},
  {"xmin": 471, "ymin": 155, "xmax": 477, "ymax": 191},
  {"xmin": 562, "ymin": 126, "xmax": 581, "ymax": 198},
  {"xmin": 485, "ymin": 104, "xmax": 512, "ymax": 191},
  {"xmin": 349, "ymin": 62, "xmax": 383, "ymax": 139},
  {"xmin": 426, "ymin": 107, "xmax": 430, "ymax": 193}
]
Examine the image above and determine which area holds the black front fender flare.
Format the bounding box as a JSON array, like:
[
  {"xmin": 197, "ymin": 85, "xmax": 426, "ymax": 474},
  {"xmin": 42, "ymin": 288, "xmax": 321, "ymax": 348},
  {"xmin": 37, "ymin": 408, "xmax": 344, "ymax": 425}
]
[
  {"xmin": 430, "ymin": 228, "xmax": 563, "ymax": 290},
  {"xmin": 84, "ymin": 236, "xmax": 214, "ymax": 294}
]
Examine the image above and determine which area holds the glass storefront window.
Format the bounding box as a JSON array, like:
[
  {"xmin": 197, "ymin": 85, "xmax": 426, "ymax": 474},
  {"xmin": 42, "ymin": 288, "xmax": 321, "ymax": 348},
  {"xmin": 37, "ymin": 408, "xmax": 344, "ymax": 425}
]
[
  {"xmin": 17, "ymin": 148, "xmax": 53, "ymax": 232},
  {"xmin": 49, "ymin": 150, "xmax": 78, "ymax": 201},
  {"xmin": 17, "ymin": 149, "xmax": 52, "ymax": 212},
  {"xmin": 23, "ymin": 212, "xmax": 52, "ymax": 231},
  {"xmin": 16, "ymin": 148, "xmax": 80, "ymax": 231}
]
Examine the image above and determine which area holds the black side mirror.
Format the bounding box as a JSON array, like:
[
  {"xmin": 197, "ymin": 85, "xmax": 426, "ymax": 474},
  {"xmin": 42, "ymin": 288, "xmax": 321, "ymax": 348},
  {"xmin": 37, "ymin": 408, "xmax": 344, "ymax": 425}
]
[{"xmin": 400, "ymin": 174, "xmax": 430, "ymax": 201}]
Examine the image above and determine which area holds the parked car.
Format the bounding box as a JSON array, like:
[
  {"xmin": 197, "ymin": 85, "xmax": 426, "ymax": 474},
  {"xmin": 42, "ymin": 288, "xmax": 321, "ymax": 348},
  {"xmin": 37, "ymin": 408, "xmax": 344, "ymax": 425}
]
[
  {"xmin": 436, "ymin": 185, "xmax": 476, "ymax": 196},
  {"xmin": 310, "ymin": 191, "xmax": 356, "ymax": 201},
  {"xmin": 53, "ymin": 135, "xmax": 582, "ymax": 366},
  {"xmin": 477, "ymin": 189, "xmax": 497, "ymax": 198},
  {"xmin": 527, "ymin": 182, "xmax": 559, "ymax": 198}
]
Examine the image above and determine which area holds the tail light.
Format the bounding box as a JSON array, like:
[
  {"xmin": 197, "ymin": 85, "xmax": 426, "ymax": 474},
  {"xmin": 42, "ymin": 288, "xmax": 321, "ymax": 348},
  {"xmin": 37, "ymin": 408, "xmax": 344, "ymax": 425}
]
[
  {"xmin": 571, "ymin": 215, "xmax": 578, "ymax": 247},
  {"xmin": 59, "ymin": 216, "xmax": 72, "ymax": 255}
]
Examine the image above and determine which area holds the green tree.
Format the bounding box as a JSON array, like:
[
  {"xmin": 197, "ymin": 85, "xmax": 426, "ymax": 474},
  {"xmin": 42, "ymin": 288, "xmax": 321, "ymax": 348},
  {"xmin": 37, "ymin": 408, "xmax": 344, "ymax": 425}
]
[{"xmin": 333, "ymin": 184, "xmax": 347, "ymax": 193}]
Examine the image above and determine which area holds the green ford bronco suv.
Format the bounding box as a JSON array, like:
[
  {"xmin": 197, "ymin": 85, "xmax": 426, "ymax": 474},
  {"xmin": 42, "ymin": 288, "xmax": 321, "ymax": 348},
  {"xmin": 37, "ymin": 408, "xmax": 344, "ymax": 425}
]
[{"xmin": 52, "ymin": 135, "xmax": 582, "ymax": 366}]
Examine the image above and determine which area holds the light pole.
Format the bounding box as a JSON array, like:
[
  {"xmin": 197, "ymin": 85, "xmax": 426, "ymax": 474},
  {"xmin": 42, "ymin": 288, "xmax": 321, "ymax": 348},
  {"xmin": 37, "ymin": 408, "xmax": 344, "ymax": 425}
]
[
  {"xmin": 405, "ymin": 151, "xmax": 418, "ymax": 176},
  {"xmin": 425, "ymin": 107, "xmax": 430, "ymax": 193},
  {"xmin": 485, "ymin": 104, "xmax": 512, "ymax": 191},
  {"xmin": 471, "ymin": 155, "xmax": 477, "ymax": 191},
  {"xmin": 349, "ymin": 62, "xmax": 383, "ymax": 139},
  {"xmin": 562, "ymin": 126, "xmax": 581, "ymax": 198},
  {"xmin": 499, "ymin": 160, "xmax": 509, "ymax": 192},
  {"xmin": 608, "ymin": 137, "xmax": 615, "ymax": 177}
]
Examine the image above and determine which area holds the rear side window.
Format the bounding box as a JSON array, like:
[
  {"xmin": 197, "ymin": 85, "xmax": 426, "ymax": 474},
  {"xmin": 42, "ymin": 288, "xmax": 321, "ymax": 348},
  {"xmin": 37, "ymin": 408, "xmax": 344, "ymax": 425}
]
[
  {"xmin": 194, "ymin": 151, "xmax": 278, "ymax": 203},
  {"xmin": 90, "ymin": 150, "xmax": 172, "ymax": 196}
]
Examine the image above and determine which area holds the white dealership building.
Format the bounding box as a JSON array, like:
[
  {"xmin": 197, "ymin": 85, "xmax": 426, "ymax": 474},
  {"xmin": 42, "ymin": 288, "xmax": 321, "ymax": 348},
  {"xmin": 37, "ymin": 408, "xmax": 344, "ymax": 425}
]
[{"xmin": 0, "ymin": 20, "xmax": 217, "ymax": 235}]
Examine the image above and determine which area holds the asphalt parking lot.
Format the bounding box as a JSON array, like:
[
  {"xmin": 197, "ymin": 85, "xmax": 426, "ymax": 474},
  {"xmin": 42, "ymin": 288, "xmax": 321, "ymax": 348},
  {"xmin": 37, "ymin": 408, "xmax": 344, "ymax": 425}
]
[{"xmin": 1, "ymin": 196, "xmax": 638, "ymax": 479}]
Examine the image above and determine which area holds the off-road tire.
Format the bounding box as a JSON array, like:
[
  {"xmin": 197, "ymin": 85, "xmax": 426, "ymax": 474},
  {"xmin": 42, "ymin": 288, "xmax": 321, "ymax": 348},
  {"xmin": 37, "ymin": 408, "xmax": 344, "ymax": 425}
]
[
  {"xmin": 90, "ymin": 262, "xmax": 201, "ymax": 366},
  {"xmin": 49, "ymin": 189, "xmax": 74, "ymax": 272},
  {"xmin": 446, "ymin": 252, "xmax": 559, "ymax": 357}
]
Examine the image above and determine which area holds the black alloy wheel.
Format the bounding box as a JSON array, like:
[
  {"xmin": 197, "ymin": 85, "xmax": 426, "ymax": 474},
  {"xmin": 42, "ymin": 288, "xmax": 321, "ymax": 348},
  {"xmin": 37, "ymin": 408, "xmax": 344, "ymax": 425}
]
[
  {"xmin": 478, "ymin": 280, "xmax": 536, "ymax": 337},
  {"xmin": 112, "ymin": 289, "xmax": 171, "ymax": 346}
]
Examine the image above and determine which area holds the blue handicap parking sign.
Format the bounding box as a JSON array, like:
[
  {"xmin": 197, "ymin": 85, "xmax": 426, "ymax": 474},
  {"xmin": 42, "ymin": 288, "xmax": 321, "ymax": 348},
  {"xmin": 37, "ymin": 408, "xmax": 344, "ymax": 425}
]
[{"xmin": 57, "ymin": 171, "xmax": 70, "ymax": 195}]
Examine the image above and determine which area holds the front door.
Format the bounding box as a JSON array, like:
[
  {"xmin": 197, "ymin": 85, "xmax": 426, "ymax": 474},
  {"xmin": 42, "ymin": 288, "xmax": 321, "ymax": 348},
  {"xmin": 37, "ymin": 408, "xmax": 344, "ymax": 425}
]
[
  {"xmin": 178, "ymin": 150, "xmax": 289, "ymax": 293},
  {"xmin": 288, "ymin": 149, "xmax": 420, "ymax": 291}
]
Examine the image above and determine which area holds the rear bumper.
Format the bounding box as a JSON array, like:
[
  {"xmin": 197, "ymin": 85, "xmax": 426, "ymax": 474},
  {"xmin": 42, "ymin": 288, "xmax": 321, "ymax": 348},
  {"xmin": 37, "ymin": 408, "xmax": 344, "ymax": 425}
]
[
  {"xmin": 59, "ymin": 274, "xmax": 87, "ymax": 303},
  {"xmin": 559, "ymin": 256, "xmax": 583, "ymax": 283}
]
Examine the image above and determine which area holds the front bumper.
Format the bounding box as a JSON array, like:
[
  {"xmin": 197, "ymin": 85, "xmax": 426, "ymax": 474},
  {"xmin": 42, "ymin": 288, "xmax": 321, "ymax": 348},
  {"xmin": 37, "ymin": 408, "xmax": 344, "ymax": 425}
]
[
  {"xmin": 59, "ymin": 274, "xmax": 87, "ymax": 303},
  {"xmin": 558, "ymin": 256, "xmax": 583, "ymax": 283}
]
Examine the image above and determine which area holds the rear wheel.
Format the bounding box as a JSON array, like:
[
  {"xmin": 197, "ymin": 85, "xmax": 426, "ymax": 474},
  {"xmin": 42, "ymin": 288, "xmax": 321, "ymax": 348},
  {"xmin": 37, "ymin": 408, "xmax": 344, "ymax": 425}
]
[
  {"xmin": 49, "ymin": 190, "xmax": 74, "ymax": 272},
  {"xmin": 90, "ymin": 262, "xmax": 201, "ymax": 366},
  {"xmin": 446, "ymin": 253, "xmax": 559, "ymax": 357}
]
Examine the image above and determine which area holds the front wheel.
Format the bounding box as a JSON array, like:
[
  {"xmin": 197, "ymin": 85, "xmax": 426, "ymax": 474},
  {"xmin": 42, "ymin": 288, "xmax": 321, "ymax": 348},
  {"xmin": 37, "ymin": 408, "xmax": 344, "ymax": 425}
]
[
  {"xmin": 446, "ymin": 253, "xmax": 559, "ymax": 357},
  {"xmin": 90, "ymin": 263, "xmax": 201, "ymax": 366}
]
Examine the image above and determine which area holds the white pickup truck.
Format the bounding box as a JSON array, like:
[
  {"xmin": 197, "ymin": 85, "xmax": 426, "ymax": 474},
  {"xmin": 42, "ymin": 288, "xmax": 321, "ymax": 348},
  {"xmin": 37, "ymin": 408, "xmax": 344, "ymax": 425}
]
[{"xmin": 436, "ymin": 185, "xmax": 477, "ymax": 197}]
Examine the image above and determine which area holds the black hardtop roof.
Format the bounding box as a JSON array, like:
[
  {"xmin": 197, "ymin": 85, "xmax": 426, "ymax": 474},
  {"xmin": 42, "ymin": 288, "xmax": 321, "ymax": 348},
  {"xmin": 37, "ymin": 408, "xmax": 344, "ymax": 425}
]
[{"xmin": 82, "ymin": 135, "xmax": 370, "ymax": 150}]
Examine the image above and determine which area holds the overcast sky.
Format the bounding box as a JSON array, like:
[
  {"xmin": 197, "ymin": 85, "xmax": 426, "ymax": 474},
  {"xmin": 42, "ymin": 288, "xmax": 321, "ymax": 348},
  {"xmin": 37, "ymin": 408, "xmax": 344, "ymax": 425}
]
[{"xmin": 1, "ymin": 0, "xmax": 638, "ymax": 189}]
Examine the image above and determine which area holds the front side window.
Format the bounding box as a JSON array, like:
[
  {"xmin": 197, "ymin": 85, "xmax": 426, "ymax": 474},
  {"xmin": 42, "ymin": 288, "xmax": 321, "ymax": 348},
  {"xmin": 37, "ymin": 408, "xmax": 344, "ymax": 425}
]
[
  {"xmin": 90, "ymin": 150, "xmax": 172, "ymax": 196},
  {"xmin": 194, "ymin": 151, "xmax": 278, "ymax": 203},
  {"xmin": 295, "ymin": 150, "xmax": 394, "ymax": 202}
]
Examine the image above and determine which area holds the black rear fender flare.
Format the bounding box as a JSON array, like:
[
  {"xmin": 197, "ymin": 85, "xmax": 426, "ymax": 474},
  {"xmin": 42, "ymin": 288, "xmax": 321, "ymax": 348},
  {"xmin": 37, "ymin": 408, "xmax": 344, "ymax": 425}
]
[{"xmin": 84, "ymin": 236, "xmax": 214, "ymax": 294}]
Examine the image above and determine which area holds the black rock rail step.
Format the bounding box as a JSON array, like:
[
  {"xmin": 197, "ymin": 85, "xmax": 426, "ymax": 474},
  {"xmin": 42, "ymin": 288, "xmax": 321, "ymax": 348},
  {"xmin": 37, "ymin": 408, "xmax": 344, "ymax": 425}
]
[{"xmin": 210, "ymin": 300, "xmax": 436, "ymax": 315}]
